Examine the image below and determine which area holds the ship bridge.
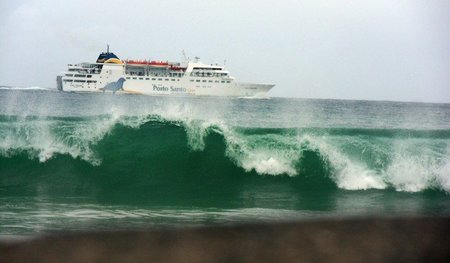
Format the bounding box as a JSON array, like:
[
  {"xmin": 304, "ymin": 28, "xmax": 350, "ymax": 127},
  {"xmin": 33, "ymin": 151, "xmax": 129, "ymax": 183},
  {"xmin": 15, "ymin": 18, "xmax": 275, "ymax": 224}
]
[{"xmin": 186, "ymin": 61, "xmax": 231, "ymax": 79}]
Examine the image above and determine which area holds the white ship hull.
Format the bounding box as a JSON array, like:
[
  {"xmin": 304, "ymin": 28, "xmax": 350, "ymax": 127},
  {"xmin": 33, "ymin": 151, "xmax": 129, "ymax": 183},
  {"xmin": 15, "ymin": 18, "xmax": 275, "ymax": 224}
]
[
  {"xmin": 61, "ymin": 78, "xmax": 272, "ymax": 98},
  {"xmin": 58, "ymin": 51, "xmax": 274, "ymax": 98}
]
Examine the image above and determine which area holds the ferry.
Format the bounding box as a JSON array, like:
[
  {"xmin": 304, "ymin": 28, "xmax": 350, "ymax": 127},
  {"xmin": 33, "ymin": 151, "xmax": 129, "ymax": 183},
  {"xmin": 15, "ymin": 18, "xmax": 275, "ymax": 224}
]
[{"xmin": 57, "ymin": 46, "xmax": 274, "ymax": 97}]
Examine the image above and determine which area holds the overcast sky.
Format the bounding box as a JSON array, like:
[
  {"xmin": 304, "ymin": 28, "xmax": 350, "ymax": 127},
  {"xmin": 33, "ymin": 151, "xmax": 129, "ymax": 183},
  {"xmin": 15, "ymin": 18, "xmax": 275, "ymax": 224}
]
[{"xmin": 0, "ymin": 0, "xmax": 449, "ymax": 102}]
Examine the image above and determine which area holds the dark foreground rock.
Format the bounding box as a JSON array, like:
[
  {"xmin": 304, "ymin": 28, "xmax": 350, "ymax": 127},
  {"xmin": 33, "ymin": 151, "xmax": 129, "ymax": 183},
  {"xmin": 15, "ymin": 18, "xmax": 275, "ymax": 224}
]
[{"xmin": 1, "ymin": 217, "xmax": 449, "ymax": 263}]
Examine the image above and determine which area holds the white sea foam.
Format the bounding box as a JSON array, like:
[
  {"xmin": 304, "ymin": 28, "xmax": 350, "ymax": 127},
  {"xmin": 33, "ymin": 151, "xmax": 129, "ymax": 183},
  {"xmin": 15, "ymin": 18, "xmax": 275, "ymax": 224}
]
[
  {"xmin": 222, "ymin": 129, "xmax": 300, "ymax": 176},
  {"xmin": 0, "ymin": 114, "xmax": 124, "ymax": 164},
  {"xmin": 219, "ymin": 126, "xmax": 450, "ymax": 192},
  {"xmin": 301, "ymin": 133, "xmax": 450, "ymax": 192},
  {"xmin": 383, "ymin": 139, "xmax": 450, "ymax": 192},
  {"xmin": 301, "ymin": 134, "xmax": 387, "ymax": 190},
  {"xmin": 436, "ymin": 159, "xmax": 450, "ymax": 191},
  {"xmin": 183, "ymin": 119, "xmax": 216, "ymax": 151}
]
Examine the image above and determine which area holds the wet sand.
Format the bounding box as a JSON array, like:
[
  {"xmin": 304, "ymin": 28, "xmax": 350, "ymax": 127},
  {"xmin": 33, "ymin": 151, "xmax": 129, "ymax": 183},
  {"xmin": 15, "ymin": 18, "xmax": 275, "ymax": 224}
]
[{"xmin": 1, "ymin": 217, "xmax": 449, "ymax": 263}]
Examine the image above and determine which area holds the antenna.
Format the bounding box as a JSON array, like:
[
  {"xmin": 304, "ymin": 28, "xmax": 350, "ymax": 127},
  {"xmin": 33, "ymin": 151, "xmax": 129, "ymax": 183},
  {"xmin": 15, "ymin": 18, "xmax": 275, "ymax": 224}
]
[{"xmin": 182, "ymin": 50, "xmax": 188, "ymax": 62}]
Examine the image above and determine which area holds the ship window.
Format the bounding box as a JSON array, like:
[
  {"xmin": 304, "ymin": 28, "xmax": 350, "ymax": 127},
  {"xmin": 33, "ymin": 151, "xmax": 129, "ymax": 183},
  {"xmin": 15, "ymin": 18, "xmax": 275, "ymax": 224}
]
[
  {"xmin": 65, "ymin": 74, "xmax": 73, "ymax": 77},
  {"xmin": 208, "ymin": 80, "xmax": 212, "ymax": 83},
  {"xmin": 215, "ymin": 81, "xmax": 219, "ymax": 83},
  {"xmin": 171, "ymin": 79, "xmax": 175, "ymax": 81},
  {"xmin": 139, "ymin": 77, "xmax": 143, "ymax": 80},
  {"xmin": 126, "ymin": 77, "xmax": 130, "ymax": 79},
  {"xmin": 145, "ymin": 78, "xmax": 149, "ymax": 80},
  {"xmin": 133, "ymin": 77, "xmax": 137, "ymax": 80},
  {"xmin": 221, "ymin": 81, "xmax": 225, "ymax": 83},
  {"xmin": 202, "ymin": 80, "xmax": 206, "ymax": 82},
  {"xmin": 152, "ymin": 78, "xmax": 156, "ymax": 80},
  {"xmin": 158, "ymin": 78, "xmax": 162, "ymax": 80},
  {"xmin": 177, "ymin": 79, "xmax": 180, "ymax": 81},
  {"xmin": 196, "ymin": 80, "xmax": 200, "ymax": 82},
  {"xmin": 87, "ymin": 75, "xmax": 92, "ymax": 78},
  {"xmin": 227, "ymin": 81, "xmax": 231, "ymax": 83},
  {"xmin": 74, "ymin": 74, "xmax": 86, "ymax": 77},
  {"xmin": 190, "ymin": 80, "xmax": 194, "ymax": 82},
  {"xmin": 74, "ymin": 80, "xmax": 85, "ymax": 83},
  {"xmin": 165, "ymin": 79, "xmax": 169, "ymax": 81}
]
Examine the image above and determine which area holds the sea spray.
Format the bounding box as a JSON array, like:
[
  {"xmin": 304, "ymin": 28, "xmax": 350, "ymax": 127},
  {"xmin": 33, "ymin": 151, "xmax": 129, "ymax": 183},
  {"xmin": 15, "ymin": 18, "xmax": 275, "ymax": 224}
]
[
  {"xmin": 384, "ymin": 139, "xmax": 450, "ymax": 192},
  {"xmin": 223, "ymin": 128, "xmax": 300, "ymax": 176},
  {"xmin": 301, "ymin": 134, "xmax": 387, "ymax": 190}
]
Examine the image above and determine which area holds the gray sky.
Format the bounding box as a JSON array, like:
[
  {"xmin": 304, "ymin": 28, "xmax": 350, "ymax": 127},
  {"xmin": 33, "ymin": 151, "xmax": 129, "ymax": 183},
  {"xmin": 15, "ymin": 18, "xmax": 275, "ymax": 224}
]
[{"xmin": 1, "ymin": 0, "xmax": 449, "ymax": 102}]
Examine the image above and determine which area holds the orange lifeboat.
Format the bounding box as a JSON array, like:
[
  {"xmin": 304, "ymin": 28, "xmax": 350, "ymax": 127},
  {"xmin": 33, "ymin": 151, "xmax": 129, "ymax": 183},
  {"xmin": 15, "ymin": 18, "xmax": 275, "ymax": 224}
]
[
  {"xmin": 169, "ymin": 65, "xmax": 187, "ymax": 71},
  {"xmin": 125, "ymin": 60, "xmax": 149, "ymax": 65},
  {"xmin": 125, "ymin": 59, "xmax": 171, "ymax": 68},
  {"xmin": 149, "ymin": 61, "xmax": 169, "ymax": 68}
]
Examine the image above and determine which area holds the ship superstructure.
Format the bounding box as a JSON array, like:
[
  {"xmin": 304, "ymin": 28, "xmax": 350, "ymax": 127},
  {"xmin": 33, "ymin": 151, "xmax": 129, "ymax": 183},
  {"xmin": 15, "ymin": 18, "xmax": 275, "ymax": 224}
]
[{"xmin": 57, "ymin": 48, "xmax": 274, "ymax": 97}]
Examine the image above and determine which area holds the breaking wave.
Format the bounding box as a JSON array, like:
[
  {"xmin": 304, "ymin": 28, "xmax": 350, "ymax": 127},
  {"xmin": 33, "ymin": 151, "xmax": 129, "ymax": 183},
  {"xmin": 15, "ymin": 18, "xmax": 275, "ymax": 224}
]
[
  {"xmin": 0, "ymin": 86, "xmax": 52, "ymax": 91},
  {"xmin": 1, "ymin": 113, "xmax": 449, "ymax": 193}
]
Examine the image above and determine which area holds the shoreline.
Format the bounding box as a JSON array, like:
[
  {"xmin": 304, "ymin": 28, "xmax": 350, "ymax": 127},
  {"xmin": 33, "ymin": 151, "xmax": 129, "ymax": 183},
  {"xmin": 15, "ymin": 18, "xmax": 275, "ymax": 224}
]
[{"xmin": 1, "ymin": 217, "xmax": 448, "ymax": 262}]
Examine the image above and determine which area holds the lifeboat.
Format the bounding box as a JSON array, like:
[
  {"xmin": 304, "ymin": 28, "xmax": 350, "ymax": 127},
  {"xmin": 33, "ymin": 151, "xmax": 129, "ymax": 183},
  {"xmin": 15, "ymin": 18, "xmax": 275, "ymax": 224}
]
[
  {"xmin": 125, "ymin": 60, "xmax": 149, "ymax": 65},
  {"xmin": 169, "ymin": 65, "xmax": 187, "ymax": 71},
  {"xmin": 125, "ymin": 60, "xmax": 169, "ymax": 68},
  {"xmin": 149, "ymin": 61, "xmax": 169, "ymax": 68}
]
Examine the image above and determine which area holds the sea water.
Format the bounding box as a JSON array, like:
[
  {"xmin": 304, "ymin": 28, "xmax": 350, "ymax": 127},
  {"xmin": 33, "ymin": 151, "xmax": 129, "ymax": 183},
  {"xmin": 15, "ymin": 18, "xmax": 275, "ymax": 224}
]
[{"xmin": 1, "ymin": 88, "xmax": 449, "ymax": 238}]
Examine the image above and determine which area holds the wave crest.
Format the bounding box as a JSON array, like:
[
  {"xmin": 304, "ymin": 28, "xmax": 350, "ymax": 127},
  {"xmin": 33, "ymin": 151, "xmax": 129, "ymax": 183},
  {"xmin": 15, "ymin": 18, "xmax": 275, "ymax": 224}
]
[{"xmin": 0, "ymin": 113, "xmax": 449, "ymax": 193}]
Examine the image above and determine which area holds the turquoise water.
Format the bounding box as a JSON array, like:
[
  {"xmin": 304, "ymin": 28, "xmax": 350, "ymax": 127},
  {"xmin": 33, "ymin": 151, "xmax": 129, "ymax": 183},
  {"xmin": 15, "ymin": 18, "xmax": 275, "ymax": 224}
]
[{"xmin": 1, "ymin": 89, "xmax": 449, "ymax": 237}]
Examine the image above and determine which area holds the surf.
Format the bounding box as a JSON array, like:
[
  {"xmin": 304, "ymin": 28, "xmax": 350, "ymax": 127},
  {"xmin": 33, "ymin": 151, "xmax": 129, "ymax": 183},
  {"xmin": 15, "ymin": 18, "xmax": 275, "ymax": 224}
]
[{"xmin": 1, "ymin": 113, "xmax": 449, "ymax": 193}]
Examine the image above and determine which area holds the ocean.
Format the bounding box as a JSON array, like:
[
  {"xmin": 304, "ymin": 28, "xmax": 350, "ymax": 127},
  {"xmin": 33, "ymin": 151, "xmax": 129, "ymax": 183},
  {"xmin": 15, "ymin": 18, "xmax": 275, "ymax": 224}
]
[{"xmin": 1, "ymin": 89, "xmax": 449, "ymax": 238}]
